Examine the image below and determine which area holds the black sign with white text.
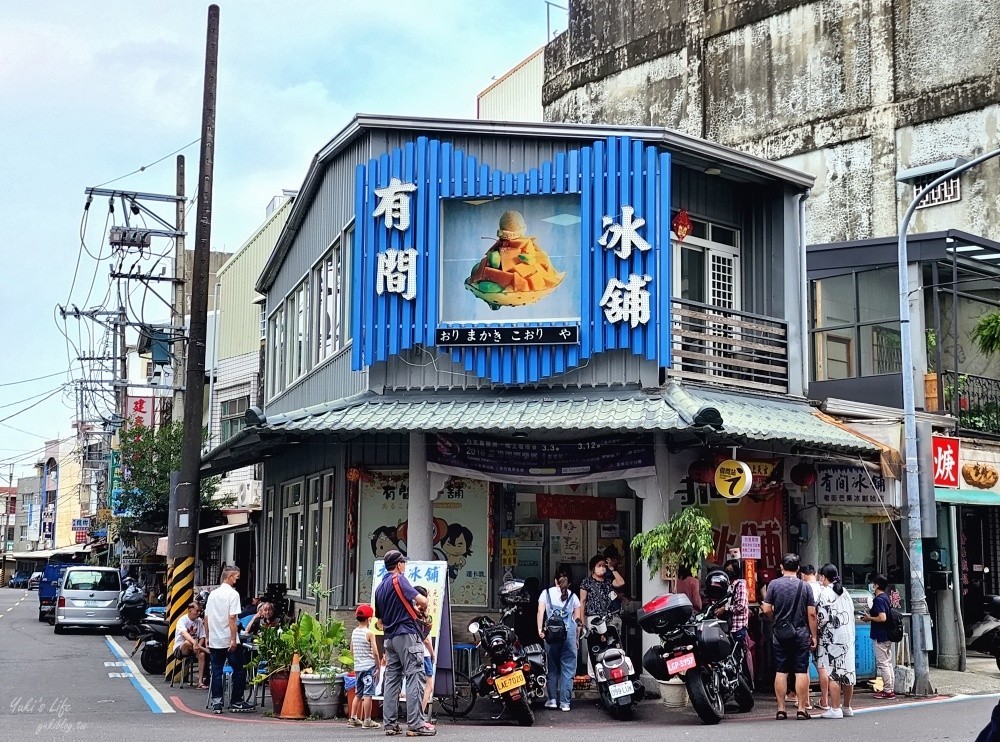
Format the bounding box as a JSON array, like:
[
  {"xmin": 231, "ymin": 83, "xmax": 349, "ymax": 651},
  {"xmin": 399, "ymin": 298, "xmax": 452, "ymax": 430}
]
[{"xmin": 435, "ymin": 325, "xmax": 579, "ymax": 347}]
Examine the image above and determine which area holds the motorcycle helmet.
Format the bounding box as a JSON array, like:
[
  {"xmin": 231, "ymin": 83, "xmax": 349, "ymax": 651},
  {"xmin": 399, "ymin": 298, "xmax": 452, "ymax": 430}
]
[
  {"xmin": 499, "ymin": 579, "xmax": 530, "ymax": 606},
  {"xmin": 703, "ymin": 570, "xmax": 731, "ymax": 601}
]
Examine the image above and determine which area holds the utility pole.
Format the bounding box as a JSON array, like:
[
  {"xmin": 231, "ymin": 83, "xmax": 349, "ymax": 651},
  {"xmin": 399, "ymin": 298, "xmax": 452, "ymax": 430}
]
[
  {"xmin": 167, "ymin": 4, "xmax": 219, "ymax": 683},
  {"xmin": 173, "ymin": 155, "xmax": 186, "ymax": 423},
  {"xmin": 1, "ymin": 465, "xmax": 12, "ymax": 586}
]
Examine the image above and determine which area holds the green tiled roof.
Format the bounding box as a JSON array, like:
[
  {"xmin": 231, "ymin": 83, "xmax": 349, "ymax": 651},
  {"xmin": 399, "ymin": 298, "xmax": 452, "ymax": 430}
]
[
  {"xmin": 688, "ymin": 391, "xmax": 879, "ymax": 454},
  {"xmin": 267, "ymin": 393, "xmax": 683, "ymax": 435}
]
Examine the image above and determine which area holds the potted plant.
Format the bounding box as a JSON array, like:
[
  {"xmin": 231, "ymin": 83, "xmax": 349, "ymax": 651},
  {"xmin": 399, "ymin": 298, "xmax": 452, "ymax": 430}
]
[
  {"xmin": 630, "ymin": 505, "xmax": 715, "ymax": 577},
  {"xmin": 250, "ymin": 626, "xmax": 294, "ymax": 714},
  {"xmin": 297, "ymin": 613, "xmax": 354, "ymax": 719}
]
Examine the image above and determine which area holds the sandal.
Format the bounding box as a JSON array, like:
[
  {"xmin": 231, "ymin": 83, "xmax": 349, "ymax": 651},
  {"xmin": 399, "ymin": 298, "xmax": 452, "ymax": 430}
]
[
  {"xmin": 196, "ymin": 681, "xmax": 209, "ymax": 690},
  {"xmin": 775, "ymin": 711, "xmax": 787, "ymax": 720},
  {"xmin": 796, "ymin": 710, "xmax": 811, "ymax": 720}
]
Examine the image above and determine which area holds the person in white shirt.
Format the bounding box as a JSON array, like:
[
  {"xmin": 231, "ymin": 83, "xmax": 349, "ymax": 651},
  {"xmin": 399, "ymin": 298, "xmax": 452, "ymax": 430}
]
[
  {"xmin": 800, "ymin": 564, "xmax": 828, "ymax": 711},
  {"xmin": 204, "ymin": 565, "xmax": 252, "ymax": 714},
  {"xmin": 537, "ymin": 568, "xmax": 582, "ymax": 712},
  {"xmin": 173, "ymin": 602, "xmax": 208, "ymax": 688}
]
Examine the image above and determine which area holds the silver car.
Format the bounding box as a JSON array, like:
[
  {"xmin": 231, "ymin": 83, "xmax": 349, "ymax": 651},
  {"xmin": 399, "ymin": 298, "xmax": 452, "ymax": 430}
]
[{"xmin": 53, "ymin": 566, "xmax": 122, "ymax": 634}]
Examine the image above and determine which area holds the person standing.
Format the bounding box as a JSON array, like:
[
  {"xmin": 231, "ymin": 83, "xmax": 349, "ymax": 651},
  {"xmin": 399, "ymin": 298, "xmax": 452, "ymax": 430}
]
[
  {"xmin": 800, "ymin": 564, "xmax": 827, "ymax": 710},
  {"xmin": 374, "ymin": 550, "xmax": 435, "ymax": 737},
  {"xmin": 816, "ymin": 563, "xmax": 856, "ymax": 719},
  {"xmin": 761, "ymin": 553, "xmax": 817, "ymax": 720},
  {"xmin": 537, "ymin": 568, "xmax": 582, "ymax": 712},
  {"xmin": 676, "ymin": 564, "xmax": 703, "ymax": 611},
  {"xmin": 204, "ymin": 565, "xmax": 253, "ymax": 714},
  {"xmin": 349, "ymin": 604, "xmax": 381, "ymax": 729},
  {"xmin": 860, "ymin": 573, "xmax": 896, "ymax": 699}
]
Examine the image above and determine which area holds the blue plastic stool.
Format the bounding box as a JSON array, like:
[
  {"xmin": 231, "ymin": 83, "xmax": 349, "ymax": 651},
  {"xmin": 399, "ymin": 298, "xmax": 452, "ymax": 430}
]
[{"xmin": 452, "ymin": 643, "xmax": 477, "ymax": 678}]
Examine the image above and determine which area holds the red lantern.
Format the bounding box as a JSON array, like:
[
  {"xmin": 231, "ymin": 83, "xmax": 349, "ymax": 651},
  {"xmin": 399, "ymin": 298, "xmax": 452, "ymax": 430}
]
[
  {"xmin": 688, "ymin": 458, "xmax": 715, "ymax": 484},
  {"xmin": 672, "ymin": 208, "xmax": 693, "ymax": 242},
  {"xmin": 790, "ymin": 462, "xmax": 817, "ymax": 488},
  {"xmin": 346, "ymin": 467, "xmax": 361, "ymax": 482}
]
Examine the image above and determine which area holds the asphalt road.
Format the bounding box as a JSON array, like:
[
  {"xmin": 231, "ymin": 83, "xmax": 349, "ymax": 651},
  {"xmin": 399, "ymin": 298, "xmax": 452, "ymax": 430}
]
[{"xmin": 0, "ymin": 585, "xmax": 996, "ymax": 741}]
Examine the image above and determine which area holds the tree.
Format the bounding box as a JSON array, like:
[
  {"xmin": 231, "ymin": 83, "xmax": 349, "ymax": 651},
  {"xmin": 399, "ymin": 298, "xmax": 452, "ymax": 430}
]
[
  {"xmin": 114, "ymin": 419, "xmax": 227, "ymax": 539},
  {"xmin": 972, "ymin": 311, "xmax": 1000, "ymax": 358}
]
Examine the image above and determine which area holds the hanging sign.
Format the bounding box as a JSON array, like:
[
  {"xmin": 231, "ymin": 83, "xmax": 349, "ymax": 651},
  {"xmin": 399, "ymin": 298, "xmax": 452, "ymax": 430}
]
[{"xmin": 714, "ymin": 459, "xmax": 753, "ymax": 499}]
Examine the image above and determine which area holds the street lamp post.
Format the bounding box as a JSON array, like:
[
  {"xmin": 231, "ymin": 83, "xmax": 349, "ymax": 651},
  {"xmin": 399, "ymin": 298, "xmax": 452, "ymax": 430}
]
[{"xmin": 896, "ymin": 146, "xmax": 1000, "ymax": 696}]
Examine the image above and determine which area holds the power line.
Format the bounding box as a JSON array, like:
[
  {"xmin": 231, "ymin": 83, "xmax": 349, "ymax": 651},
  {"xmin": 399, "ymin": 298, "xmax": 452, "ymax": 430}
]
[
  {"xmin": 0, "ymin": 388, "xmax": 64, "ymax": 426},
  {"xmin": 93, "ymin": 138, "xmax": 200, "ymax": 189},
  {"xmin": 0, "ymin": 371, "xmax": 67, "ymax": 388}
]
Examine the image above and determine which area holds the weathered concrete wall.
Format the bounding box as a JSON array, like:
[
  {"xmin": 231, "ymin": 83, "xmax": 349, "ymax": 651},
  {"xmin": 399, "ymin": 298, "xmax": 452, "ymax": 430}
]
[{"xmin": 544, "ymin": 0, "xmax": 1000, "ymax": 242}]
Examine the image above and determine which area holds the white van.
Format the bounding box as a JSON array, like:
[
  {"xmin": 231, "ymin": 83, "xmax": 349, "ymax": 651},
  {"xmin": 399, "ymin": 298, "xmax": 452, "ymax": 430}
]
[{"xmin": 53, "ymin": 566, "xmax": 122, "ymax": 634}]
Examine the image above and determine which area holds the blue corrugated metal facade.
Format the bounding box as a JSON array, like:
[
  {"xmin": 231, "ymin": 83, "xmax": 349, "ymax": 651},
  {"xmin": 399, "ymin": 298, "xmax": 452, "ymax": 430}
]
[{"xmin": 352, "ymin": 136, "xmax": 671, "ymax": 384}]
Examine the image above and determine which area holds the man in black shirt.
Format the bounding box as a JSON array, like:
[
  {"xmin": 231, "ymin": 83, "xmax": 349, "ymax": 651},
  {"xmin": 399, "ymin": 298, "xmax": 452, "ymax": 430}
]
[{"xmin": 762, "ymin": 553, "xmax": 817, "ymax": 720}]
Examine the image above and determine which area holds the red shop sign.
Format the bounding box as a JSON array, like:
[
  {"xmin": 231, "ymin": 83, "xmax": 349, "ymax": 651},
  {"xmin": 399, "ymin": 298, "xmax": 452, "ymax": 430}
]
[
  {"xmin": 536, "ymin": 493, "xmax": 616, "ymax": 521},
  {"xmin": 932, "ymin": 435, "xmax": 961, "ymax": 488}
]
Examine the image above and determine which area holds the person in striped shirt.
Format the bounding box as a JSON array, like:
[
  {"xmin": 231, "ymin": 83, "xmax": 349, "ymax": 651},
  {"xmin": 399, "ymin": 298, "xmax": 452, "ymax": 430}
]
[{"xmin": 349, "ymin": 604, "xmax": 382, "ymax": 729}]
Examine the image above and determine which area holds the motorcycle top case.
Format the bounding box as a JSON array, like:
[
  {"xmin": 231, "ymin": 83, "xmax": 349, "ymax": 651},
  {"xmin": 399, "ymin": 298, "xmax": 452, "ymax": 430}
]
[
  {"xmin": 696, "ymin": 618, "xmax": 732, "ymax": 663},
  {"xmin": 638, "ymin": 593, "xmax": 694, "ymax": 634}
]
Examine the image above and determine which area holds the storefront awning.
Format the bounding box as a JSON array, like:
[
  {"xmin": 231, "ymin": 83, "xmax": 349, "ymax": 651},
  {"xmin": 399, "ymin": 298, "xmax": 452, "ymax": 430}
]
[
  {"xmin": 935, "ymin": 487, "xmax": 1000, "ymax": 506},
  {"xmin": 156, "ymin": 522, "xmax": 254, "ymax": 556},
  {"xmin": 202, "ymin": 387, "xmax": 879, "ymax": 476}
]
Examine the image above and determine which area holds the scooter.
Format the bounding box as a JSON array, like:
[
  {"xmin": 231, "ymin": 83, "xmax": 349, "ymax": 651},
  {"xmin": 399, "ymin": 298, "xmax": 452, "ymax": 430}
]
[
  {"xmin": 586, "ymin": 611, "xmax": 644, "ymax": 719},
  {"xmin": 967, "ymin": 595, "xmax": 1000, "ymax": 671},
  {"xmin": 118, "ymin": 580, "xmax": 148, "ymax": 640},
  {"xmin": 131, "ymin": 613, "xmax": 170, "ymax": 675}
]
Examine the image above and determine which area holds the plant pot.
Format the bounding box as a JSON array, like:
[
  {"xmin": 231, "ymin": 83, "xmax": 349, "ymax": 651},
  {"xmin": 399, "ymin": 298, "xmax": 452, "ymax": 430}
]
[
  {"xmin": 657, "ymin": 678, "xmax": 689, "ymax": 708},
  {"xmin": 269, "ymin": 670, "xmax": 290, "ymax": 715},
  {"xmin": 301, "ymin": 673, "xmax": 341, "ymax": 719}
]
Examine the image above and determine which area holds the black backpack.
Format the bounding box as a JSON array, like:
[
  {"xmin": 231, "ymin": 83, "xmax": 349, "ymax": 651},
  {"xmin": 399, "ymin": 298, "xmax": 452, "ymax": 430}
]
[{"xmin": 886, "ymin": 606, "xmax": 905, "ymax": 643}]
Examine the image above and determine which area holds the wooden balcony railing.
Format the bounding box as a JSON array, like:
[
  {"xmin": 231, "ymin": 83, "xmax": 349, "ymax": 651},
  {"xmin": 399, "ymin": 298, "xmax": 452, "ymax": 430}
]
[{"xmin": 668, "ymin": 299, "xmax": 789, "ymax": 394}]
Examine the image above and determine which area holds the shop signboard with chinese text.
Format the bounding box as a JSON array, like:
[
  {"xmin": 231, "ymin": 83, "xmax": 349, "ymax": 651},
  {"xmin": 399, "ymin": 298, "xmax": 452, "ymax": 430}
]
[
  {"xmin": 427, "ymin": 433, "xmax": 654, "ymax": 485},
  {"xmin": 814, "ymin": 465, "xmax": 901, "ymax": 508},
  {"xmin": 126, "ymin": 396, "xmax": 155, "ymax": 427},
  {"xmin": 352, "ymin": 135, "xmax": 673, "ymax": 384},
  {"xmin": 680, "ymin": 483, "xmax": 784, "ymax": 567},
  {"xmin": 357, "ymin": 471, "xmax": 489, "ymax": 606},
  {"xmin": 932, "ymin": 435, "xmax": 961, "ymax": 488}
]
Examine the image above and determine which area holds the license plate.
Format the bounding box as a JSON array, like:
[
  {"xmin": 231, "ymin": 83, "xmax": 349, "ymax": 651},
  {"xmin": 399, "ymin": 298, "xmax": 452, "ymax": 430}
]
[
  {"xmin": 608, "ymin": 680, "xmax": 634, "ymax": 699},
  {"xmin": 84, "ymin": 601, "xmax": 100, "ymax": 607},
  {"xmin": 666, "ymin": 652, "xmax": 697, "ymax": 675},
  {"xmin": 495, "ymin": 670, "xmax": 525, "ymax": 694}
]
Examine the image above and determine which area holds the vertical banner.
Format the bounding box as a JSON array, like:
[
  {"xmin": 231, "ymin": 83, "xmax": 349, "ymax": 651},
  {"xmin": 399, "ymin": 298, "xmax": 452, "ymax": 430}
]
[{"xmin": 357, "ymin": 471, "xmax": 489, "ymax": 605}]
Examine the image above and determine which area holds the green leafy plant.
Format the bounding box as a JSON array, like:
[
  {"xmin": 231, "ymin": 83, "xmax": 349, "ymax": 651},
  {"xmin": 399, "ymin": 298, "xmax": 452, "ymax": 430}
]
[
  {"xmin": 631, "ymin": 505, "xmax": 715, "ymax": 576},
  {"xmin": 972, "ymin": 311, "xmax": 1000, "ymax": 357},
  {"xmin": 307, "ymin": 563, "xmax": 333, "ymax": 602},
  {"xmin": 251, "ymin": 626, "xmax": 294, "ymax": 684}
]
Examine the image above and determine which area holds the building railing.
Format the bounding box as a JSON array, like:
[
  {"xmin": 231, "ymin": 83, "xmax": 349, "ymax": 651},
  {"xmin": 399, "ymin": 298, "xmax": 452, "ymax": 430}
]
[
  {"xmin": 668, "ymin": 298, "xmax": 789, "ymax": 394},
  {"xmin": 939, "ymin": 370, "xmax": 1000, "ymax": 437}
]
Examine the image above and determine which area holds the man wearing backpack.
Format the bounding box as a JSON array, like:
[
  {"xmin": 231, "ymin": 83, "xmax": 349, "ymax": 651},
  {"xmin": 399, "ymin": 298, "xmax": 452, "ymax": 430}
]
[{"xmin": 861, "ymin": 573, "xmax": 896, "ymax": 699}]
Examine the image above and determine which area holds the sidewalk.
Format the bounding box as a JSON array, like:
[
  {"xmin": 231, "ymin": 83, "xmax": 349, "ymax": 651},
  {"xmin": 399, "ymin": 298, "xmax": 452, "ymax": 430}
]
[{"xmin": 928, "ymin": 655, "xmax": 1000, "ymax": 695}]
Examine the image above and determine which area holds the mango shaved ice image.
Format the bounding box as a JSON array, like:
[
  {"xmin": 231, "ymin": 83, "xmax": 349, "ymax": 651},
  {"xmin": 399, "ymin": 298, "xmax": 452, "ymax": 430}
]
[{"xmin": 465, "ymin": 210, "xmax": 566, "ymax": 310}]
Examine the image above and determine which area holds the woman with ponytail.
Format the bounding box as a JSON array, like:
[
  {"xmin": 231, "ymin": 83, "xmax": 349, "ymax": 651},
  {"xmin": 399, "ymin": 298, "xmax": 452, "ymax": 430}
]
[{"xmin": 816, "ymin": 563, "xmax": 856, "ymax": 718}]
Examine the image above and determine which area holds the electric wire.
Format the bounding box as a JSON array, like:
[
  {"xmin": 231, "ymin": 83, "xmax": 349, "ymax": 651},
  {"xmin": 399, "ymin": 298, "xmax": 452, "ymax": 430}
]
[{"xmin": 92, "ymin": 138, "xmax": 200, "ymax": 189}]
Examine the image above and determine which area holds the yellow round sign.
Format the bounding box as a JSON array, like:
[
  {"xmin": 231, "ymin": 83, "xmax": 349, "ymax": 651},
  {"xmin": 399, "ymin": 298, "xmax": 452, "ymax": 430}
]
[{"xmin": 714, "ymin": 459, "xmax": 753, "ymax": 499}]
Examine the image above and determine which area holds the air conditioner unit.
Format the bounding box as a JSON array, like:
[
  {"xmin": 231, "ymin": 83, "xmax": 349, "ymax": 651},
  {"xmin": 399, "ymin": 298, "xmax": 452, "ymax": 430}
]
[{"xmin": 236, "ymin": 481, "xmax": 262, "ymax": 509}]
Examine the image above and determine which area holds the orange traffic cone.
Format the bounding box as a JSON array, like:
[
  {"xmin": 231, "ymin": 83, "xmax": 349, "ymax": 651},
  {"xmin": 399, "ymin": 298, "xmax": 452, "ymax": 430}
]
[{"xmin": 279, "ymin": 653, "xmax": 307, "ymax": 720}]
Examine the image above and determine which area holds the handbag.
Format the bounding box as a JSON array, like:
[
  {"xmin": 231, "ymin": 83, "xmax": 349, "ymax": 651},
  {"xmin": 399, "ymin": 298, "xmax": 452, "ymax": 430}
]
[
  {"xmin": 544, "ymin": 589, "xmax": 568, "ymax": 644},
  {"xmin": 773, "ymin": 580, "xmax": 805, "ymax": 643}
]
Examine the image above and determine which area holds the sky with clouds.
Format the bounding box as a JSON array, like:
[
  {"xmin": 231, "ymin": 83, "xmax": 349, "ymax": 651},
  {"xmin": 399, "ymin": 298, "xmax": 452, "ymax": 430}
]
[{"xmin": 0, "ymin": 1, "xmax": 560, "ymax": 479}]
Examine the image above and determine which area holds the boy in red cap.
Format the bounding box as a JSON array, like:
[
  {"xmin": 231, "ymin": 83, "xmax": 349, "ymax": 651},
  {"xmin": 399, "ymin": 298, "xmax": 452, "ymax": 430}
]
[{"xmin": 350, "ymin": 604, "xmax": 381, "ymax": 728}]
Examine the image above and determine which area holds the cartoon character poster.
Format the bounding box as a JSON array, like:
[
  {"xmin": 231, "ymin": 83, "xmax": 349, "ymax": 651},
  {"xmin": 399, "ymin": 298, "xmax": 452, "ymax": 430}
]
[{"xmin": 357, "ymin": 471, "xmax": 489, "ymax": 606}]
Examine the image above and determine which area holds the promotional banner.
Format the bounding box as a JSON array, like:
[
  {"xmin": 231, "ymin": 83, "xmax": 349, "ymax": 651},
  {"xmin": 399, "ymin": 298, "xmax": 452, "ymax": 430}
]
[
  {"xmin": 427, "ymin": 433, "xmax": 654, "ymax": 484},
  {"xmin": 357, "ymin": 471, "xmax": 489, "ymax": 606}
]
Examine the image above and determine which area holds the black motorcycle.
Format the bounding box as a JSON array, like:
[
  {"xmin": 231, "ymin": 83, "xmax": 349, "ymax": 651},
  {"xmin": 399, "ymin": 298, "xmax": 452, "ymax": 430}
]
[
  {"xmin": 967, "ymin": 595, "xmax": 1000, "ymax": 671},
  {"xmin": 639, "ymin": 570, "xmax": 753, "ymax": 725},
  {"xmin": 586, "ymin": 611, "xmax": 644, "ymax": 719},
  {"xmin": 118, "ymin": 581, "xmax": 149, "ymax": 641},
  {"xmin": 131, "ymin": 613, "xmax": 169, "ymax": 675}
]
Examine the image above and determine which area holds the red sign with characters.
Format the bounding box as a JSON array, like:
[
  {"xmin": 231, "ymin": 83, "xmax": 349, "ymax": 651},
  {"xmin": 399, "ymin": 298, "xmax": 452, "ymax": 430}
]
[{"xmin": 932, "ymin": 435, "xmax": 961, "ymax": 488}]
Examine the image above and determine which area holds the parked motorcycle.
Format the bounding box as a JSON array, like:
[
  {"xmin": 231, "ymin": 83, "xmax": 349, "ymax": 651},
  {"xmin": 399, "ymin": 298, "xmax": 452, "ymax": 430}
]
[
  {"xmin": 131, "ymin": 613, "xmax": 169, "ymax": 675},
  {"xmin": 639, "ymin": 570, "xmax": 753, "ymax": 725},
  {"xmin": 586, "ymin": 611, "xmax": 644, "ymax": 719},
  {"xmin": 118, "ymin": 580, "xmax": 149, "ymax": 641},
  {"xmin": 967, "ymin": 595, "xmax": 1000, "ymax": 671}
]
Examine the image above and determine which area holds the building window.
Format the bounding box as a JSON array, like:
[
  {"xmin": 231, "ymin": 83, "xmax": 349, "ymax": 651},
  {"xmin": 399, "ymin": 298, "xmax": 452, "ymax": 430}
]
[
  {"xmin": 810, "ymin": 267, "xmax": 901, "ymax": 381},
  {"xmin": 671, "ymin": 216, "xmax": 741, "ymax": 310},
  {"xmin": 19, "ymin": 525, "xmax": 27, "ymax": 539},
  {"xmin": 914, "ymin": 174, "xmax": 961, "ymax": 209},
  {"xmin": 281, "ymin": 481, "xmax": 304, "ymax": 592},
  {"xmin": 310, "ymin": 225, "xmax": 354, "ymax": 368},
  {"xmin": 220, "ymin": 396, "xmax": 249, "ymax": 442}
]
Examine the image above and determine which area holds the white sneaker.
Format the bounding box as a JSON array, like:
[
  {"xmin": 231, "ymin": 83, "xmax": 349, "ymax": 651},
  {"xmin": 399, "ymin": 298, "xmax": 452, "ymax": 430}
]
[
  {"xmin": 820, "ymin": 708, "xmax": 844, "ymax": 719},
  {"xmin": 560, "ymin": 704, "xmax": 571, "ymax": 712},
  {"xmin": 842, "ymin": 707, "xmax": 854, "ymax": 717},
  {"xmin": 544, "ymin": 700, "xmax": 557, "ymax": 709}
]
